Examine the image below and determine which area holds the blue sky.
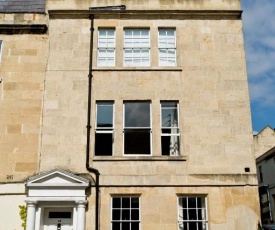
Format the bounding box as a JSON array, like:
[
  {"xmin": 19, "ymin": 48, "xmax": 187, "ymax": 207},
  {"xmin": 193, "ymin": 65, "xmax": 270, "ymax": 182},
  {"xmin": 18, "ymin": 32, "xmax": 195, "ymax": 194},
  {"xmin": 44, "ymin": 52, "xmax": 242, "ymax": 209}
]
[{"xmin": 241, "ymin": 0, "xmax": 275, "ymax": 132}]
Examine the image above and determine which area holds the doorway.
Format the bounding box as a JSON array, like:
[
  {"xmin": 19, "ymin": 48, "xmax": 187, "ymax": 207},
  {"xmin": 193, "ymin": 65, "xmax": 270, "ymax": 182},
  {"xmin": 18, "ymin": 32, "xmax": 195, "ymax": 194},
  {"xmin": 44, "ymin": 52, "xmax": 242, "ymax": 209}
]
[{"xmin": 43, "ymin": 208, "xmax": 73, "ymax": 230}]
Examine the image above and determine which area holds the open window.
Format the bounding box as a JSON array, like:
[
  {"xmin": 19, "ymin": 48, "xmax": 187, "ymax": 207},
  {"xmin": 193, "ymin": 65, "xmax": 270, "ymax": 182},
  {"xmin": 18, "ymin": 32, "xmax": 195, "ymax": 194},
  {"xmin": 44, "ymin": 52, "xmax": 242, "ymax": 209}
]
[
  {"xmin": 161, "ymin": 101, "xmax": 180, "ymax": 156},
  {"xmin": 124, "ymin": 101, "xmax": 151, "ymax": 155},
  {"xmin": 95, "ymin": 101, "xmax": 114, "ymax": 156}
]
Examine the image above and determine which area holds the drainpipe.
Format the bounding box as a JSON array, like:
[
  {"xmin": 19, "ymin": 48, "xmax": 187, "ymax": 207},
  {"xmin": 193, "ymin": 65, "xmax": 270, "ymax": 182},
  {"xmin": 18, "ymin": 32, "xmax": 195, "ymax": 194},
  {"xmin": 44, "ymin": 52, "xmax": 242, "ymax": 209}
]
[
  {"xmin": 85, "ymin": 14, "xmax": 100, "ymax": 230},
  {"xmin": 85, "ymin": 6, "xmax": 126, "ymax": 230}
]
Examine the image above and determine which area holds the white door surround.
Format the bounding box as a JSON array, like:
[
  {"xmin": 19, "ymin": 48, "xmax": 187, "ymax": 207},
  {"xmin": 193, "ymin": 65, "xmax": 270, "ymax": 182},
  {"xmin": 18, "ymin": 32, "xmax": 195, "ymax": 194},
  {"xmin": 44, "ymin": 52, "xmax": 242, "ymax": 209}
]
[{"xmin": 25, "ymin": 169, "xmax": 90, "ymax": 230}]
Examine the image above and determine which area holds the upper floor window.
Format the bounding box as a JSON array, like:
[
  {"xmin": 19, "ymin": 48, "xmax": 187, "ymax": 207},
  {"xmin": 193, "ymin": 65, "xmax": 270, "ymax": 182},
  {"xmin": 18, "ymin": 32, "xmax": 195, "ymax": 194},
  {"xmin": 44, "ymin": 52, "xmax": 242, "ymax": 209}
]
[
  {"xmin": 111, "ymin": 196, "xmax": 140, "ymax": 230},
  {"xmin": 97, "ymin": 28, "xmax": 115, "ymax": 67},
  {"xmin": 124, "ymin": 101, "xmax": 151, "ymax": 155},
  {"xmin": 95, "ymin": 102, "xmax": 114, "ymax": 156},
  {"xmin": 161, "ymin": 101, "xmax": 180, "ymax": 156},
  {"xmin": 178, "ymin": 196, "xmax": 208, "ymax": 230},
  {"xmin": 158, "ymin": 28, "xmax": 176, "ymax": 66},
  {"xmin": 124, "ymin": 29, "xmax": 150, "ymax": 67}
]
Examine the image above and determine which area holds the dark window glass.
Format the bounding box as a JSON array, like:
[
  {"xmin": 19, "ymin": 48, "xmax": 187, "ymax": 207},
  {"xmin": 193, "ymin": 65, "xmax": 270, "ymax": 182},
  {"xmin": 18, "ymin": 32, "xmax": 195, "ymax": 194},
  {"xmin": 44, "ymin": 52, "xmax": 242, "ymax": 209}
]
[
  {"xmin": 131, "ymin": 222, "xmax": 139, "ymax": 230},
  {"xmin": 161, "ymin": 135, "xmax": 179, "ymax": 156},
  {"xmin": 131, "ymin": 210, "xmax": 139, "ymax": 220},
  {"xmin": 122, "ymin": 197, "xmax": 130, "ymax": 208},
  {"xmin": 49, "ymin": 212, "xmax": 71, "ymax": 219},
  {"xmin": 131, "ymin": 197, "xmax": 139, "ymax": 208},
  {"xmin": 112, "ymin": 210, "xmax": 120, "ymax": 220},
  {"xmin": 113, "ymin": 198, "xmax": 121, "ymax": 208},
  {"xmin": 189, "ymin": 222, "xmax": 197, "ymax": 229},
  {"xmin": 122, "ymin": 222, "xmax": 130, "ymax": 230},
  {"xmin": 112, "ymin": 222, "xmax": 120, "ymax": 230},
  {"xmin": 122, "ymin": 210, "xmax": 130, "ymax": 220},
  {"xmin": 95, "ymin": 133, "xmax": 113, "ymax": 156},
  {"xmin": 124, "ymin": 129, "xmax": 150, "ymax": 155},
  {"xmin": 188, "ymin": 197, "xmax": 197, "ymax": 208}
]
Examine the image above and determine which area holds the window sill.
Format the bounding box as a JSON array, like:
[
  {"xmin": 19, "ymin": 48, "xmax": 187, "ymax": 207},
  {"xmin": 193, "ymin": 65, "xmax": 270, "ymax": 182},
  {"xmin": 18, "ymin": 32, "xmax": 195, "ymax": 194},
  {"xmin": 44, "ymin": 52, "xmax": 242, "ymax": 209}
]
[
  {"xmin": 93, "ymin": 67, "xmax": 182, "ymax": 72},
  {"xmin": 93, "ymin": 155, "xmax": 187, "ymax": 161}
]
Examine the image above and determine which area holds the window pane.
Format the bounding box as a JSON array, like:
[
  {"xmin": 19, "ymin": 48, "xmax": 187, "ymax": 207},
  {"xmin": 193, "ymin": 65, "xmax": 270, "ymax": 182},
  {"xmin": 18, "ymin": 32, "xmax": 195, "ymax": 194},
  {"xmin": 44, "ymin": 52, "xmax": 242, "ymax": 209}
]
[
  {"xmin": 161, "ymin": 135, "xmax": 179, "ymax": 156},
  {"xmin": 189, "ymin": 222, "xmax": 197, "ymax": 230},
  {"xmin": 188, "ymin": 198, "xmax": 197, "ymax": 208},
  {"xmin": 97, "ymin": 103, "xmax": 113, "ymax": 128},
  {"xmin": 124, "ymin": 102, "xmax": 150, "ymax": 127},
  {"xmin": 131, "ymin": 209, "xmax": 139, "ymax": 220},
  {"xmin": 122, "ymin": 197, "xmax": 130, "ymax": 208},
  {"xmin": 112, "ymin": 222, "xmax": 120, "ymax": 230},
  {"xmin": 131, "ymin": 222, "xmax": 139, "ymax": 230},
  {"xmin": 124, "ymin": 129, "xmax": 151, "ymax": 155},
  {"xmin": 112, "ymin": 210, "xmax": 121, "ymax": 220},
  {"xmin": 122, "ymin": 222, "xmax": 130, "ymax": 230},
  {"xmin": 113, "ymin": 198, "xmax": 121, "ymax": 208},
  {"xmin": 95, "ymin": 133, "xmax": 112, "ymax": 156},
  {"xmin": 122, "ymin": 210, "xmax": 130, "ymax": 220},
  {"xmin": 131, "ymin": 197, "xmax": 139, "ymax": 208},
  {"xmin": 161, "ymin": 108, "xmax": 178, "ymax": 127}
]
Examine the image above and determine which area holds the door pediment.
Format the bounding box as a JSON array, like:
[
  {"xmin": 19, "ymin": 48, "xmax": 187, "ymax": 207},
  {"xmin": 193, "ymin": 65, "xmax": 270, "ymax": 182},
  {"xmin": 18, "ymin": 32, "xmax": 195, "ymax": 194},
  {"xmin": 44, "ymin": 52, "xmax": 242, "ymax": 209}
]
[{"xmin": 26, "ymin": 169, "xmax": 90, "ymax": 200}]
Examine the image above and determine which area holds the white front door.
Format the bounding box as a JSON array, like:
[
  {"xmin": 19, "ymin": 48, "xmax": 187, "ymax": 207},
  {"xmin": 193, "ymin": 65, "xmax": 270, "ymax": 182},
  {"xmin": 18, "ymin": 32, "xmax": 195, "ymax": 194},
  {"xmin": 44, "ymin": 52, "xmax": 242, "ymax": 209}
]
[{"xmin": 44, "ymin": 208, "xmax": 73, "ymax": 230}]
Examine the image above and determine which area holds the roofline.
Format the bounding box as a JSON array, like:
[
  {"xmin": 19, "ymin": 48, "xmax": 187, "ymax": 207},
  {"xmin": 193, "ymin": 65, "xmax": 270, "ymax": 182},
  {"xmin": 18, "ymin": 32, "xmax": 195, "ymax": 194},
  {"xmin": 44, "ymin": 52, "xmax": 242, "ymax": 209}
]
[{"xmin": 48, "ymin": 9, "xmax": 242, "ymax": 20}]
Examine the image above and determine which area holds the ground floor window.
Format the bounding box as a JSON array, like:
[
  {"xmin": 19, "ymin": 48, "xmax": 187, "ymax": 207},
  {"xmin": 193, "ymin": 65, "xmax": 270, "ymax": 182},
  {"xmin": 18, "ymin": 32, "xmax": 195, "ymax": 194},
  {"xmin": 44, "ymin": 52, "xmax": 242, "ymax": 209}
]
[
  {"xmin": 178, "ymin": 196, "xmax": 208, "ymax": 230},
  {"xmin": 111, "ymin": 196, "xmax": 140, "ymax": 230}
]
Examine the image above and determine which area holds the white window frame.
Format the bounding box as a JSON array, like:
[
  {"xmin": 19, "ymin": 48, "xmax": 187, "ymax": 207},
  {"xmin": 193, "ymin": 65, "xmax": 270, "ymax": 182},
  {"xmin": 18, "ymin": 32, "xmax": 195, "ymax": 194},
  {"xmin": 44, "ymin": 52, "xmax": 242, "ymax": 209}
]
[
  {"xmin": 111, "ymin": 196, "xmax": 140, "ymax": 230},
  {"xmin": 160, "ymin": 101, "xmax": 180, "ymax": 156},
  {"xmin": 123, "ymin": 28, "xmax": 150, "ymax": 67},
  {"xmin": 95, "ymin": 101, "xmax": 114, "ymax": 156},
  {"xmin": 178, "ymin": 196, "xmax": 208, "ymax": 230},
  {"xmin": 97, "ymin": 28, "xmax": 116, "ymax": 67},
  {"xmin": 158, "ymin": 28, "xmax": 176, "ymax": 67},
  {"xmin": 123, "ymin": 101, "xmax": 152, "ymax": 156}
]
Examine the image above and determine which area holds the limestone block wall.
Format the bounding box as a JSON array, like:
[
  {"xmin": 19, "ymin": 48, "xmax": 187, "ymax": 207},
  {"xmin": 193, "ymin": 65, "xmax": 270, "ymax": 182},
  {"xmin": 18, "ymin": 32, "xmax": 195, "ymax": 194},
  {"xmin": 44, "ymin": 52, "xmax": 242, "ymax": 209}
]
[
  {"xmin": 46, "ymin": 0, "xmax": 241, "ymax": 11},
  {"xmin": 254, "ymin": 126, "xmax": 275, "ymax": 159},
  {"xmin": 85, "ymin": 186, "xmax": 260, "ymax": 230},
  {"xmin": 0, "ymin": 13, "xmax": 48, "ymax": 182},
  {"xmin": 39, "ymin": 18, "xmax": 90, "ymax": 172}
]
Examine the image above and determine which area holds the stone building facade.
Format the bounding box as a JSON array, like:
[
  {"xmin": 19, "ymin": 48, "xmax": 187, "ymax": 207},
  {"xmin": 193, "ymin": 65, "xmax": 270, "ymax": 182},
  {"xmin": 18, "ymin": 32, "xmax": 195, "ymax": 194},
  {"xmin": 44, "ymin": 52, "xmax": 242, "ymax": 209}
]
[{"xmin": 0, "ymin": 0, "xmax": 260, "ymax": 229}]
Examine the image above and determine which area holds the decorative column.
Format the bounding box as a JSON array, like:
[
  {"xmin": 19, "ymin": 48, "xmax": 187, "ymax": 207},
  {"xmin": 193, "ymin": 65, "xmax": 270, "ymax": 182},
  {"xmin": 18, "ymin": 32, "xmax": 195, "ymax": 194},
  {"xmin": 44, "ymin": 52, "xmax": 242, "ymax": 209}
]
[
  {"xmin": 26, "ymin": 201, "xmax": 37, "ymax": 230},
  {"xmin": 76, "ymin": 200, "xmax": 87, "ymax": 230}
]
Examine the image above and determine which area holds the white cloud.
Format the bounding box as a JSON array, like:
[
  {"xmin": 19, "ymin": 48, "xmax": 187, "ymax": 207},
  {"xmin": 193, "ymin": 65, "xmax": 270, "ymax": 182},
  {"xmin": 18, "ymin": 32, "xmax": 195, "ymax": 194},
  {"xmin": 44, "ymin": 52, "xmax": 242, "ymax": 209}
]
[{"xmin": 242, "ymin": 0, "xmax": 275, "ymax": 106}]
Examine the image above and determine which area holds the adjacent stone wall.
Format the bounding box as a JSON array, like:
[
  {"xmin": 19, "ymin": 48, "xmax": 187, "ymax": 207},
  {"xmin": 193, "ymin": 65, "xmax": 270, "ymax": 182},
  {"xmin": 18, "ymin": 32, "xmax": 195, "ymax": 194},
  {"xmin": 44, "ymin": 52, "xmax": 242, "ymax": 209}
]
[
  {"xmin": 0, "ymin": 14, "xmax": 48, "ymax": 182},
  {"xmin": 254, "ymin": 126, "xmax": 275, "ymax": 159}
]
